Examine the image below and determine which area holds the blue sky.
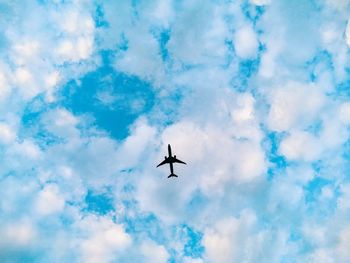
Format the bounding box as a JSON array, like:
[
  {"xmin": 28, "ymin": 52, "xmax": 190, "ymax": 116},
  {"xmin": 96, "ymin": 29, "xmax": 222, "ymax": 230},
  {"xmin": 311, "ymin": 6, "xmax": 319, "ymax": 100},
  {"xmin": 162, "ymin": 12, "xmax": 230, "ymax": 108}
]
[{"xmin": 1, "ymin": 0, "xmax": 350, "ymax": 262}]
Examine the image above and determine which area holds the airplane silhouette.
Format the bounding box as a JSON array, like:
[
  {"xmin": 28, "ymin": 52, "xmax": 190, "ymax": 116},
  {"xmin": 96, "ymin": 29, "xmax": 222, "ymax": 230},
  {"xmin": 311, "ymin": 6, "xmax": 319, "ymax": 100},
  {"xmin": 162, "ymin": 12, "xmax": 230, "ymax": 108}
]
[{"xmin": 157, "ymin": 144, "xmax": 186, "ymax": 178}]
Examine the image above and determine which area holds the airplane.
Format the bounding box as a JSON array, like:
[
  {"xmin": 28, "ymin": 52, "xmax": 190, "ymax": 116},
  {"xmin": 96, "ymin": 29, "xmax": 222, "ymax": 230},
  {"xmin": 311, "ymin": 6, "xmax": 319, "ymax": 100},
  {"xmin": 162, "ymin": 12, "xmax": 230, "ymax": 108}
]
[{"xmin": 157, "ymin": 144, "xmax": 186, "ymax": 178}]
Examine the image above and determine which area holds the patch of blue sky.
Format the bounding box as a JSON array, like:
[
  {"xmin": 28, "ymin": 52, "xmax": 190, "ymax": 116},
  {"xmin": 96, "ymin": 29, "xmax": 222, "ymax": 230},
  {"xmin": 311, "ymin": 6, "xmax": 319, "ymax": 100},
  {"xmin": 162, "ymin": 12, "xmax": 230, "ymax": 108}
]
[
  {"xmin": 60, "ymin": 57, "xmax": 155, "ymax": 140},
  {"xmin": 21, "ymin": 96, "xmax": 47, "ymax": 127},
  {"xmin": 234, "ymin": 58, "xmax": 260, "ymax": 92},
  {"xmin": 84, "ymin": 189, "xmax": 115, "ymax": 215},
  {"xmin": 164, "ymin": 224, "xmax": 204, "ymax": 262},
  {"xmin": 150, "ymin": 28, "xmax": 171, "ymax": 63},
  {"xmin": 182, "ymin": 225, "xmax": 204, "ymax": 258},
  {"xmin": 120, "ymin": 206, "xmax": 204, "ymax": 259},
  {"xmin": 305, "ymin": 50, "xmax": 334, "ymax": 83},
  {"xmin": 123, "ymin": 212, "xmax": 167, "ymax": 244},
  {"xmin": 241, "ymin": 0, "xmax": 266, "ymax": 24},
  {"xmin": 185, "ymin": 189, "xmax": 210, "ymax": 220},
  {"xmin": 159, "ymin": 30, "xmax": 171, "ymax": 62},
  {"xmin": 0, "ymin": 249, "xmax": 39, "ymax": 263},
  {"xmin": 116, "ymin": 33, "xmax": 129, "ymax": 51},
  {"xmin": 93, "ymin": 3, "xmax": 109, "ymax": 28},
  {"xmin": 334, "ymin": 76, "xmax": 350, "ymax": 100},
  {"xmin": 262, "ymin": 130, "xmax": 288, "ymax": 180},
  {"xmin": 21, "ymin": 95, "xmax": 64, "ymax": 148},
  {"xmin": 304, "ymin": 177, "xmax": 332, "ymax": 203},
  {"xmin": 223, "ymin": 39, "xmax": 235, "ymax": 66}
]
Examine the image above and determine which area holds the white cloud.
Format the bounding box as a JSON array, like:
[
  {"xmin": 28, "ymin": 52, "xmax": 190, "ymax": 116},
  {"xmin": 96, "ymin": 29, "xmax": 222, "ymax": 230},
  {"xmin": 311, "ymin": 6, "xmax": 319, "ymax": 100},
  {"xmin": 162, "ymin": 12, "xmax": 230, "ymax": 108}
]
[
  {"xmin": 269, "ymin": 180, "xmax": 303, "ymax": 210},
  {"xmin": 14, "ymin": 67, "xmax": 40, "ymax": 99},
  {"xmin": 42, "ymin": 108, "xmax": 80, "ymax": 139},
  {"xmin": 0, "ymin": 123, "xmax": 16, "ymax": 144},
  {"xmin": 231, "ymin": 93, "xmax": 255, "ymax": 123},
  {"xmin": 318, "ymin": 17, "xmax": 349, "ymax": 83},
  {"xmin": 59, "ymin": 10, "xmax": 94, "ymax": 35},
  {"xmin": 78, "ymin": 215, "xmax": 132, "ymax": 263},
  {"xmin": 279, "ymin": 130, "xmax": 322, "ymax": 161},
  {"xmin": 44, "ymin": 71, "xmax": 61, "ymax": 102},
  {"xmin": 319, "ymin": 114, "xmax": 348, "ymax": 149},
  {"xmin": 250, "ymin": 0, "xmax": 271, "ymax": 6},
  {"xmin": 338, "ymin": 102, "xmax": 350, "ymax": 124},
  {"xmin": 337, "ymin": 183, "xmax": 350, "ymax": 211},
  {"xmin": 321, "ymin": 24, "xmax": 341, "ymax": 46},
  {"xmin": 116, "ymin": 117, "xmax": 157, "ymax": 170},
  {"xmin": 307, "ymin": 249, "xmax": 334, "ymax": 263},
  {"xmin": 56, "ymin": 37, "xmax": 93, "ymax": 62},
  {"xmin": 0, "ymin": 70, "xmax": 10, "ymax": 101},
  {"xmin": 234, "ymin": 24, "xmax": 259, "ymax": 59},
  {"xmin": 35, "ymin": 184, "xmax": 65, "ymax": 216},
  {"xmin": 53, "ymin": 8, "xmax": 95, "ymax": 62},
  {"xmin": 302, "ymin": 224, "xmax": 328, "ymax": 247},
  {"xmin": 150, "ymin": 0, "xmax": 174, "ymax": 27},
  {"xmin": 15, "ymin": 68, "xmax": 32, "ymax": 84},
  {"xmin": 203, "ymin": 210, "xmax": 286, "ymax": 263},
  {"xmin": 12, "ymin": 40, "xmax": 40, "ymax": 66},
  {"xmin": 10, "ymin": 140, "xmax": 41, "ymax": 160},
  {"xmin": 320, "ymin": 186, "xmax": 334, "ymax": 199},
  {"xmin": 335, "ymin": 227, "xmax": 350, "ymax": 262},
  {"xmin": 326, "ymin": 0, "xmax": 350, "ymax": 10},
  {"xmin": 140, "ymin": 240, "xmax": 169, "ymax": 263},
  {"xmin": 203, "ymin": 216, "xmax": 239, "ymax": 263},
  {"xmin": 267, "ymin": 82, "xmax": 325, "ymax": 132},
  {"xmin": 0, "ymin": 221, "xmax": 36, "ymax": 248},
  {"xmin": 115, "ymin": 26, "xmax": 163, "ymax": 81},
  {"xmin": 167, "ymin": 2, "xmax": 230, "ymax": 66},
  {"xmin": 183, "ymin": 258, "xmax": 204, "ymax": 263}
]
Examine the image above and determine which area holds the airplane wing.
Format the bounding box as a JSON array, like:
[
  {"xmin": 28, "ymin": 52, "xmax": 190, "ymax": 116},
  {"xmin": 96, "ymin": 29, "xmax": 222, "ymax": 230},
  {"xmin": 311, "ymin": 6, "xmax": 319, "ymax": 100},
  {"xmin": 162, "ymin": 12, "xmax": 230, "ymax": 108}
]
[
  {"xmin": 157, "ymin": 159, "xmax": 170, "ymax": 167},
  {"xmin": 173, "ymin": 157, "xmax": 186, "ymax": 165}
]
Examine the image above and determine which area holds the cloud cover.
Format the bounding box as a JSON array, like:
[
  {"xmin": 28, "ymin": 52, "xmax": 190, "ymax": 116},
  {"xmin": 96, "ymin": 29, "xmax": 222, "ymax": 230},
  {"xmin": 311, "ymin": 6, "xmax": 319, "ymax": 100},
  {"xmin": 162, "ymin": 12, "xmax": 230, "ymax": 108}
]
[{"xmin": 1, "ymin": 0, "xmax": 350, "ymax": 262}]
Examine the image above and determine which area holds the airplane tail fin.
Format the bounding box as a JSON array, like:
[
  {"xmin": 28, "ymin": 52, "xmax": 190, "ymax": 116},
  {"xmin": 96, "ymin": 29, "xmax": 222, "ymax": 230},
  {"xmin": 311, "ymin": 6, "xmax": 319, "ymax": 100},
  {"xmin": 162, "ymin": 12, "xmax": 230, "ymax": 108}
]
[{"xmin": 168, "ymin": 173, "xmax": 178, "ymax": 178}]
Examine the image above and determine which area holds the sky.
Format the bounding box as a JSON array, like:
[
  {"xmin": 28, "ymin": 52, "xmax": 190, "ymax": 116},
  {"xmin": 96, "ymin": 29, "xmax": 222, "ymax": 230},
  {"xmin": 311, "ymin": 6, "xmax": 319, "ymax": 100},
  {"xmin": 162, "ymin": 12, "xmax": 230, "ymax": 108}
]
[{"xmin": 1, "ymin": 0, "xmax": 350, "ymax": 262}]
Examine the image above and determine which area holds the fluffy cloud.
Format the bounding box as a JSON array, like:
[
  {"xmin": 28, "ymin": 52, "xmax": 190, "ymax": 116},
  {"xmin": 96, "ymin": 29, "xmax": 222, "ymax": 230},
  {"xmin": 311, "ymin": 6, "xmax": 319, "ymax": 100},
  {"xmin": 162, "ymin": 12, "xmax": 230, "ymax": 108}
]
[
  {"xmin": 78, "ymin": 215, "xmax": 132, "ymax": 263},
  {"xmin": 335, "ymin": 227, "xmax": 350, "ymax": 262},
  {"xmin": 250, "ymin": 0, "xmax": 271, "ymax": 6},
  {"xmin": 234, "ymin": 24, "xmax": 259, "ymax": 59},
  {"xmin": 140, "ymin": 240, "xmax": 169, "ymax": 263},
  {"xmin": 115, "ymin": 26, "xmax": 164, "ymax": 81},
  {"xmin": 0, "ymin": 70, "xmax": 10, "ymax": 101},
  {"xmin": 35, "ymin": 184, "xmax": 65, "ymax": 216},
  {"xmin": 0, "ymin": 221, "xmax": 37, "ymax": 249},
  {"xmin": 267, "ymin": 81, "xmax": 326, "ymax": 132},
  {"xmin": 203, "ymin": 210, "xmax": 289, "ymax": 263},
  {"xmin": 279, "ymin": 130, "xmax": 322, "ymax": 161},
  {"xmin": 0, "ymin": 123, "xmax": 16, "ymax": 144},
  {"xmin": 167, "ymin": 1, "xmax": 230, "ymax": 66}
]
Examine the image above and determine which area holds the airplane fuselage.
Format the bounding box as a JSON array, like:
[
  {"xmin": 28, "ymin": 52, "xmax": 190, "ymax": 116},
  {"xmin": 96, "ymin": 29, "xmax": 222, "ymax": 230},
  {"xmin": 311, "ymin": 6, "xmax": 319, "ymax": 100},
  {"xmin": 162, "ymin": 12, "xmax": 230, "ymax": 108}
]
[
  {"xmin": 168, "ymin": 144, "xmax": 172, "ymax": 157},
  {"xmin": 167, "ymin": 144, "xmax": 174, "ymax": 174}
]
